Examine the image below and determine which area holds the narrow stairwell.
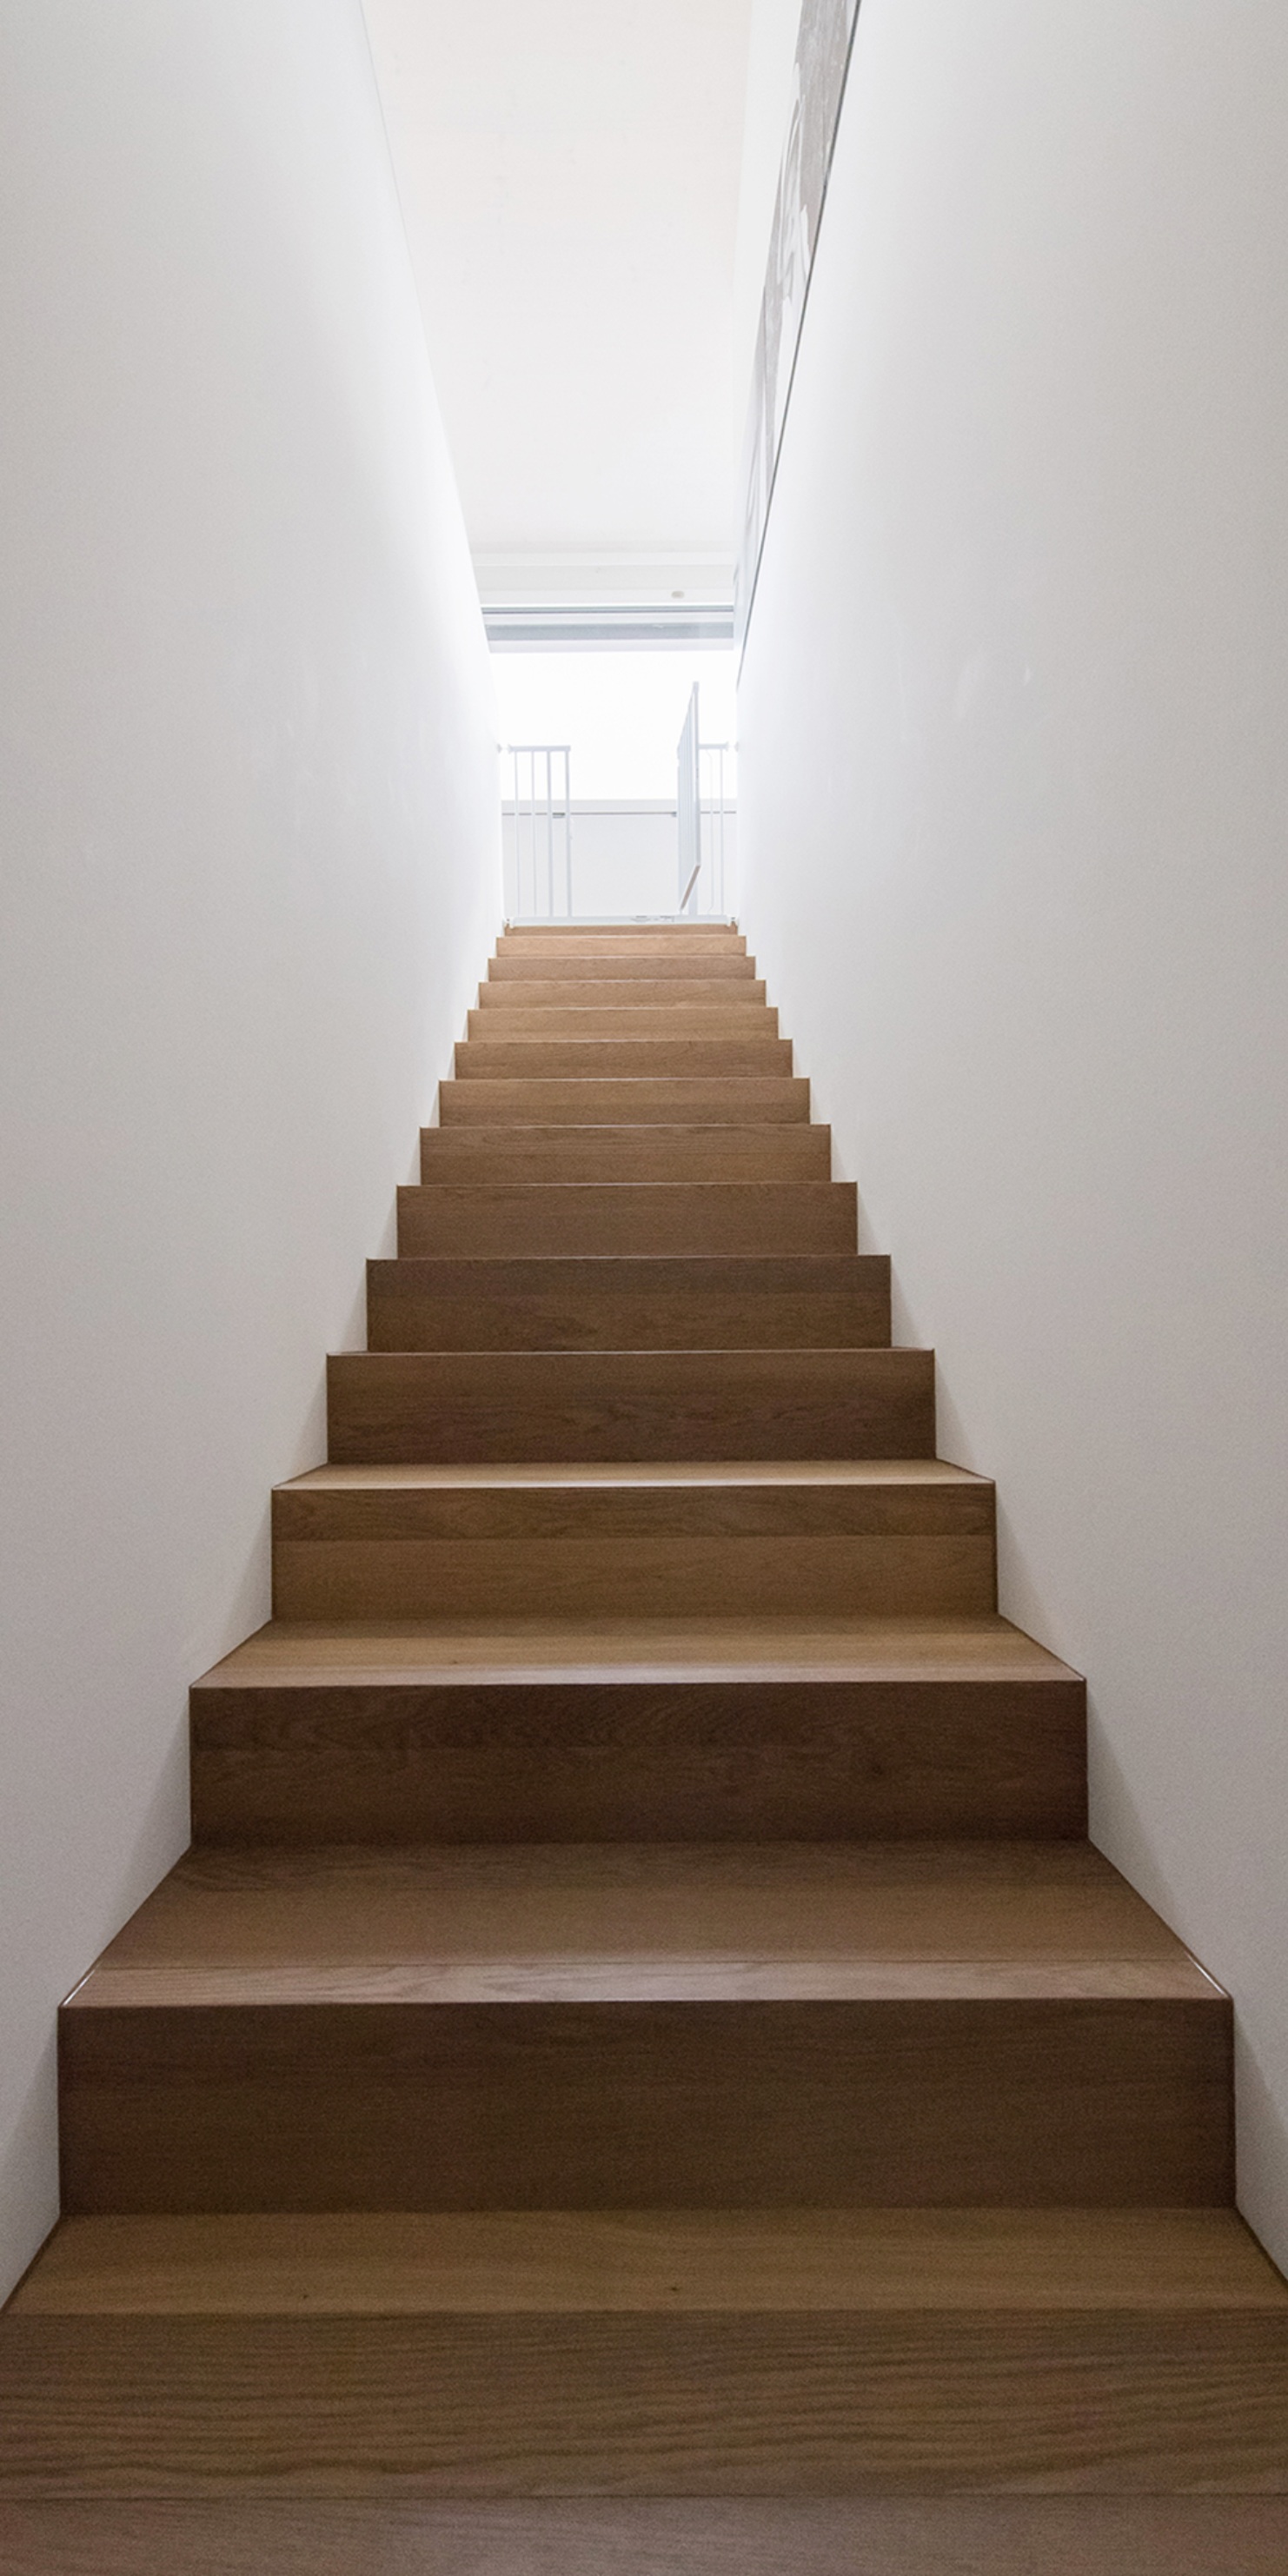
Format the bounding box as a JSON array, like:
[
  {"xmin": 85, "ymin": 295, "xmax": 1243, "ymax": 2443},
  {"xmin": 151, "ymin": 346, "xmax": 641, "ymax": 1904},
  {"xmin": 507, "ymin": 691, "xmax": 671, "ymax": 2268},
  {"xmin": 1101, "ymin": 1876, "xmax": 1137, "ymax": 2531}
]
[{"xmin": 3, "ymin": 920, "xmax": 1288, "ymax": 2498}]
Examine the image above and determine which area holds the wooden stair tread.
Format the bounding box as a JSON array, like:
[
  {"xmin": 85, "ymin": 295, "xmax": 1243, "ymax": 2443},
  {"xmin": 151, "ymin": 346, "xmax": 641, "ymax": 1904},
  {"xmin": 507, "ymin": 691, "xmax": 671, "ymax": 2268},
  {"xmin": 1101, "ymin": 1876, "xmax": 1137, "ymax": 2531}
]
[
  {"xmin": 64, "ymin": 1840, "xmax": 1215, "ymax": 2008},
  {"xmin": 196, "ymin": 1611, "xmax": 1080, "ymax": 1690},
  {"xmin": 423, "ymin": 1123, "xmax": 815, "ymax": 1136},
  {"xmin": 14, "ymin": 2208, "xmax": 1283, "ymax": 2317},
  {"xmin": 279, "ymin": 1459, "xmax": 988, "ymax": 1491}
]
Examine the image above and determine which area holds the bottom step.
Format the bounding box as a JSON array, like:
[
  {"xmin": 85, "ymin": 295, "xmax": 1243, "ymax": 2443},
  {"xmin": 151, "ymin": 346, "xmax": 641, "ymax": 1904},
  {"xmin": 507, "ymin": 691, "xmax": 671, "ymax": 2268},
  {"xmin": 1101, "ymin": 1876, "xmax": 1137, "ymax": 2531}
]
[
  {"xmin": 4, "ymin": 2209, "xmax": 1287, "ymax": 2494},
  {"xmin": 4, "ymin": 2500, "xmax": 1288, "ymax": 2576}
]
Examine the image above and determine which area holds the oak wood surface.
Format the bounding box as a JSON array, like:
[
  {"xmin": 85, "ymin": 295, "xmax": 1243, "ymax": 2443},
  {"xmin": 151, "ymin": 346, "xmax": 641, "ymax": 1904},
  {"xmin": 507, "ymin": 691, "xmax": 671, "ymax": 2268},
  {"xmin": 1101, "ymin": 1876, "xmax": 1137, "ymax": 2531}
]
[
  {"xmin": 475, "ymin": 979, "xmax": 770, "ymax": 1009},
  {"xmin": 490, "ymin": 950, "xmax": 759, "ymax": 980},
  {"xmin": 189, "ymin": 1673, "xmax": 1087, "ymax": 1848},
  {"xmin": 6, "ymin": 2307, "xmax": 1288, "ymax": 2497},
  {"xmin": 58, "ymin": 1999, "xmax": 1231, "ymax": 2214},
  {"xmin": 396, "ymin": 1179, "xmax": 855, "ymax": 1258},
  {"xmin": 453, "ymin": 1039, "xmax": 794, "ymax": 1079},
  {"xmin": 269, "ymin": 1460, "xmax": 995, "ymax": 1621},
  {"xmin": 418, "ymin": 1125, "xmax": 830, "ymax": 1185},
  {"xmin": 7, "ymin": 2500, "xmax": 1288, "ymax": 2573},
  {"xmin": 465, "ymin": 1009, "xmax": 780, "ymax": 1046},
  {"xmin": 326, "ymin": 1347, "xmax": 933, "ymax": 1464},
  {"xmin": 437, "ymin": 1074, "xmax": 812, "ymax": 1123},
  {"xmin": 196, "ymin": 1610, "xmax": 1086, "ymax": 1688},
  {"xmin": 56, "ymin": 1844, "xmax": 1230, "ymax": 2214},
  {"xmin": 17, "ymin": 2207, "xmax": 1283, "ymax": 2315},
  {"xmin": 60, "ymin": 1839, "xmax": 1218, "ymax": 2002},
  {"xmin": 366, "ymin": 1252, "xmax": 892, "ymax": 1351},
  {"xmin": 189, "ymin": 1612, "xmax": 1086, "ymax": 1845}
]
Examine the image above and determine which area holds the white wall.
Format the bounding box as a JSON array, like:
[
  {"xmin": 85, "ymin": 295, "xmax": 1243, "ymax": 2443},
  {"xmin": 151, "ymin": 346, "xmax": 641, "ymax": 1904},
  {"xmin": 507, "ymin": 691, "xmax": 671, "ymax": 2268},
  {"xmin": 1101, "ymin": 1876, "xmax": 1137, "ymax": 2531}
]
[
  {"xmin": 738, "ymin": 0, "xmax": 1288, "ymax": 2264},
  {"xmin": 733, "ymin": 0, "xmax": 802, "ymax": 432},
  {"xmin": 0, "ymin": 0, "xmax": 501, "ymax": 2297},
  {"xmin": 362, "ymin": 0, "xmax": 754, "ymax": 601}
]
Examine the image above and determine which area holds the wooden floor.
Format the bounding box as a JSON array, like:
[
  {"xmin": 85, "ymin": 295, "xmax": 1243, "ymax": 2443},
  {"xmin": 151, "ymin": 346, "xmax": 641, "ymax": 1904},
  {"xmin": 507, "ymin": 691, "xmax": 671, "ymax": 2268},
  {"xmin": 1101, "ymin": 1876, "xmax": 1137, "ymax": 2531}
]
[{"xmin": 3, "ymin": 920, "xmax": 1286, "ymax": 2539}]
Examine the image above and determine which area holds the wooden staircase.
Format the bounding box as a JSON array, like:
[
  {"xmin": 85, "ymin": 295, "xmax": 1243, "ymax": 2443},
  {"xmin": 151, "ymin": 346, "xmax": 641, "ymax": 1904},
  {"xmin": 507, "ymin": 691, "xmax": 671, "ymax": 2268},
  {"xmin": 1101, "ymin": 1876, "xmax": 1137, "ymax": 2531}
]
[{"xmin": 4, "ymin": 918, "xmax": 1288, "ymax": 2506}]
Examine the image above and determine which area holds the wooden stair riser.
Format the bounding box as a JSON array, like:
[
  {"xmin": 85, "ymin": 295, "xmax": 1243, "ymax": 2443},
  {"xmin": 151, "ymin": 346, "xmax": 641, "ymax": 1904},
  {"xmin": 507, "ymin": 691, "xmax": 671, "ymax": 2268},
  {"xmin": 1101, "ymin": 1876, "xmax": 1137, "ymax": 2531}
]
[
  {"xmin": 367, "ymin": 1255, "xmax": 892, "ymax": 1352},
  {"xmin": 419, "ymin": 1128, "xmax": 830, "ymax": 1186},
  {"xmin": 7, "ymin": 2304, "xmax": 1288, "ymax": 2495},
  {"xmin": 57, "ymin": 1995, "xmax": 1232, "ymax": 2215},
  {"xmin": 475, "ymin": 985, "xmax": 770, "ymax": 1017},
  {"xmin": 270, "ymin": 1488, "xmax": 997, "ymax": 1623},
  {"xmin": 478, "ymin": 977, "xmax": 769, "ymax": 1007},
  {"xmin": 437, "ymin": 1077, "xmax": 812, "ymax": 1125},
  {"xmin": 465, "ymin": 1009, "xmax": 780, "ymax": 1044},
  {"xmin": 326, "ymin": 1350, "xmax": 934, "ymax": 1464},
  {"xmin": 499, "ymin": 928, "xmax": 746, "ymax": 956},
  {"xmin": 454, "ymin": 1040, "xmax": 793, "ymax": 1079},
  {"xmin": 396, "ymin": 1182, "xmax": 855, "ymax": 1258},
  {"xmin": 189, "ymin": 1676, "xmax": 1088, "ymax": 1845},
  {"xmin": 489, "ymin": 951, "xmax": 759, "ymax": 982}
]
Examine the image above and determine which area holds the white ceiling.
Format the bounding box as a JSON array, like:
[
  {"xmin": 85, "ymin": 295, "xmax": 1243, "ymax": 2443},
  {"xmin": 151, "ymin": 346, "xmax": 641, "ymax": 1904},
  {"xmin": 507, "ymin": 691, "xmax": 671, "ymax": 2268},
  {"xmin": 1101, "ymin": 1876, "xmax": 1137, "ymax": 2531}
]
[{"xmin": 362, "ymin": 0, "xmax": 758, "ymax": 602}]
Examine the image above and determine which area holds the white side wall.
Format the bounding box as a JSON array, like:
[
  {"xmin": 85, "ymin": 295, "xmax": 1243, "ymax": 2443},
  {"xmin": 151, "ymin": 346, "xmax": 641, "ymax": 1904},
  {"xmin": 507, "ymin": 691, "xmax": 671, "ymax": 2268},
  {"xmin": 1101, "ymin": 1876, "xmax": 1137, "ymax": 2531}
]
[
  {"xmin": 733, "ymin": 0, "xmax": 803, "ymax": 432},
  {"xmin": 0, "ymin": 0, "xmax": 501, "ymax": 2296},
  {"xmin": 738, "ymin": 0, "xmax": 1288, "ymax": 2263}
]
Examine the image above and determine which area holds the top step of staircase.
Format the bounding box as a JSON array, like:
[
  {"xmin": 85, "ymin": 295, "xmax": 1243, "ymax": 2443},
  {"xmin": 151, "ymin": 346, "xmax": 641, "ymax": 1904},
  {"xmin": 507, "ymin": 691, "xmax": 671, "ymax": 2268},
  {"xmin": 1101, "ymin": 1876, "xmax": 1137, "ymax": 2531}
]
[{"xmin": 501, "ymin": 926, "xmax": 746, "ymax": 955}]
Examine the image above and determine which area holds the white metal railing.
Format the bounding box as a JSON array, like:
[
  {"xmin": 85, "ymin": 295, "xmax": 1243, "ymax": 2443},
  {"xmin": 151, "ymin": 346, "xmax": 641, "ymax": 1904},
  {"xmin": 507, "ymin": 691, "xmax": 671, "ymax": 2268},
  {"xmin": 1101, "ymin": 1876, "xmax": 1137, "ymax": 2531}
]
[
  {"xmin": 676, "ymin": 686, "xmax": 700, "ymax": 913},
  {"xmin": 676, "ymin": 685, "xmax": 735, "ymax": 918},
  {"xmin": 506, "ymin": 745, "xmax": 573, "ymax": 919}
]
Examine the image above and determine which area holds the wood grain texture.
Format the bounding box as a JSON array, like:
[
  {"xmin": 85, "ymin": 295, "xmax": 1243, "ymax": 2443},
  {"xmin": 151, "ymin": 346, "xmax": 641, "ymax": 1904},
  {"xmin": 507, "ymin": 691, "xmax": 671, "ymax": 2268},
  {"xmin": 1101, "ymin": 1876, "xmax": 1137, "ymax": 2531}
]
[
  {"xmin": 269, "ymin": 1544, "xmax": 993, "ymax": 1627},
  {"xmin": 6, "ymin": 2500, "xmax": 1288, "ymax": 2573},
  {"xmin": 269, "ymin": 1461, "xmax": 996, "ymax": 1621},
  {"xmin": 58, "ymin": 1839, "xmax": 1221, "ymax": 2002},
  {"xmin": 366, "ymin": 1253, "xmax": 892, "ymax": 1352},
  {"xmin": 17, "ymin": 2206, "xmax": 1285, "ymax": 2315},
  {"xmin": 499, "ymin": 926, "xmax": 747, "ymax": 953},
  {"xmin": 466, "ymin": 1009, "xmax": 780, "ymax": 1045},
  {"xmin": 189, "ymin": 1664, "xmax": 1087, "ymax": 1845},
  {"xmin": 396, "ymin": 1180, "xmax": 855, "ymax": 1258},
  {"xmin": 327, "ymin": 1348, "xmax": 933, "ymax": 1464},
  {"xmin": 437, "ymin": 1075, "xmax": 811, "ymax": 1124},
  {"xmin": 475, "ymin": 979, "xmax": 770, "ymax": 1010},
  {"xmin": 196, "ymin": 1610, "xmax": 1086, "ymax": 1689},
  {"xmin": 5, "ymin": 2307, "xmax": 1285, "ymax": 2496},
  {"xmin": 56, "ymin": 1846, "xmax": 1230, "ymax": 2214},
  {"xmin": 453, "ymin": 1039, "xmax": 794, "ymax": 1079},
  {"xmin": 57, "ymin": 1997, "xmax": 1231, "ymax": 2214},
  {"xmin": 419, "ymin": 1125, "xmax": 829, "ymax": 1185},
  {"xmin": 490, "ymin": 950, "xmax": 759, "ymax": 981}
]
